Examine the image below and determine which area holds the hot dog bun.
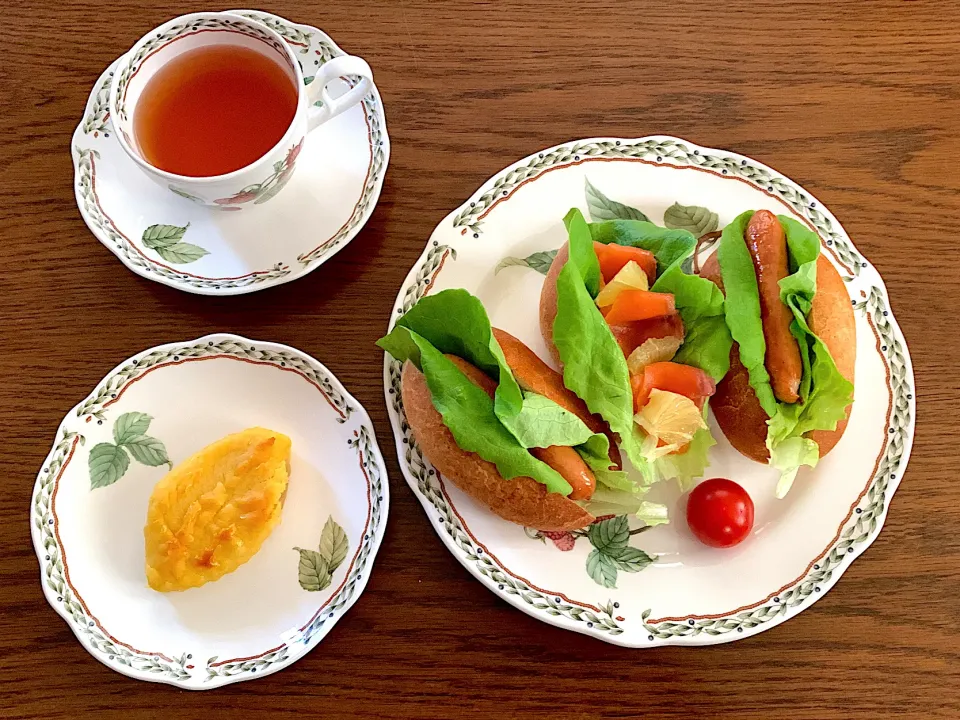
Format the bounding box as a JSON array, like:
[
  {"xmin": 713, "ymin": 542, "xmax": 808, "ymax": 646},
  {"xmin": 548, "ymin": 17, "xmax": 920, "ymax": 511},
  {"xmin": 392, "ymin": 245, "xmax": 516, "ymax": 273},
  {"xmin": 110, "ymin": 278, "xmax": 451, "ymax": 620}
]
[
  {"xmin": 806, "ymin": 254, "xmax": 857, "ymax": 455},
  {"xmin": 700, "ymin": 251, "xmax": 855, "ymax": 462},
  {"xmin": 539, "ymin": 243, "xmax": 569, "ymax": 367},
  {"xmin": 401, "ymin": 360, "xmax": 595, "ymax": 531}
]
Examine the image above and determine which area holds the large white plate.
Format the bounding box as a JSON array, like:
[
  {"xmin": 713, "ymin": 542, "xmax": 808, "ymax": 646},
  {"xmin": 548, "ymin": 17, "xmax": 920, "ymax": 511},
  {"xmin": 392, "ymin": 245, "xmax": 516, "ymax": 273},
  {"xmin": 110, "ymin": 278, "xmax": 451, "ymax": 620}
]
[
  {"xmin": 382, "ymin": 135, "xmax": 914, "ymax": 646},
  {"xmin": 71, "ymin": 10, "xmax": 389, "ymax": 295},
  {"xmin": 31, "ymin": 334, "xmax": 389, "ymax": 687}
]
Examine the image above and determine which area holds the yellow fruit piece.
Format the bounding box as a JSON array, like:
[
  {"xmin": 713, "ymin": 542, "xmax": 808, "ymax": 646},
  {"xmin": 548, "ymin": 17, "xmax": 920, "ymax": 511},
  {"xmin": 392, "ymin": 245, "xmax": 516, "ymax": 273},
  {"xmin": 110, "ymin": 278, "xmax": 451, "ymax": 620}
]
[
  {"xmin": 627, "ymin": 336, "xmax": 683, "ymax": 376},
  {"xmin": 594, "ymin": 260, "xmax": 649, "ymax": 307},
  {"xmin": 144, "ymin": 427, "xmax": 292, "ymax": 592},
  {"xmin": 635, "ymin": 389, "xmax": 707, "ymax": 447}
]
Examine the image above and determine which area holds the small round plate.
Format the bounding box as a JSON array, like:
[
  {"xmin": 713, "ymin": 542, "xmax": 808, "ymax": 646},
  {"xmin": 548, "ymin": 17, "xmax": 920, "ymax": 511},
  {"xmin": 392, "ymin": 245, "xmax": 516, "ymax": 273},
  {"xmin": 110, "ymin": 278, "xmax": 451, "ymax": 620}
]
[
  {"xmin": 383, "ymin": 135, "xmax": 915, "ymax": 646},
  {"xmin": 31, "ymin": 334, "xmax": 388, "ymax": 688},
  {"xmin": 72, "ymin": 10, "xmax": 389, "ymax": 295}
]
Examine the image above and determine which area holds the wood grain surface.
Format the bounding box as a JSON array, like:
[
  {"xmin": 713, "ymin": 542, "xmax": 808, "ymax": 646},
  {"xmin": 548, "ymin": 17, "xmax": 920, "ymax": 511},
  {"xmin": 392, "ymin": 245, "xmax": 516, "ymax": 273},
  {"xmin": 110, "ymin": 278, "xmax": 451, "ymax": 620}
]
[{"xmin": 1, "ymin": 1, "xmax": 958, "ymax": 717}]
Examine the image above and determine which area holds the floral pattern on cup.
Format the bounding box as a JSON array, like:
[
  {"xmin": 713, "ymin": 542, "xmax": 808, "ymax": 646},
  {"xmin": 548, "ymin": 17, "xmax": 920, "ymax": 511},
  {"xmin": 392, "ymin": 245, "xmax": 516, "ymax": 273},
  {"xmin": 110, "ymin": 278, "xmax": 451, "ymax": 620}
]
[{"xmin": 213, "ymin": 139, "xmax": 304, "ymax": 208}]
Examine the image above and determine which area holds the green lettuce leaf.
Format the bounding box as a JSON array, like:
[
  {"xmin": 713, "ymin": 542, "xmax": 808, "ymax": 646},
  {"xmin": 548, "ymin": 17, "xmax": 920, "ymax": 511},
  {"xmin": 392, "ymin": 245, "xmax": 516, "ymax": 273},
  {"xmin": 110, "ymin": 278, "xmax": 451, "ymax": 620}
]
[
  {"xmin": 651, "ymin": 260, "xmax": 732, "ymax": 381},
  {"xmin": 578, "ymin": 434, "xmax": 673, "ymax": 526},
  {"xmin": 651, "ymin": 260, "xmax": 725, "ymax": 324},
  {"xmin": 653, "ymin": 417, "xmax": 716, "ymax": 493},
  {"xmin": 564, "ymin": 208, "xmax": 601, "ymax": 297},
  {"xmin": 769, "ymin": 435, "xmax": 820, "ymax": 498},
  {"xmin": 553, "ymin": 241, "xmax": 652, "ymax": 482},
  {"xmin": 576, "ymin": 434, "xmax": 635, "ymax": 492},
  {"xmin": 588, "ymin": 220, "xmax": 696, "ymax": 274},
  {"xmin": 588, "ymin": 486, "xmax": 670, "ymax": 527},
  {"xmin": 716, "ymin": 210, "xmax": 778, "ymax": 416},
  {"xmin": 501, "ymin": 391, "xmax": 596, "ymax": 449},
  {"xmin": 634, "ymin": 501, "xmax": 670, "ymax": 527},
  {"xmin": 673, "ymin": 316, "xmax": 731, "ymax": 382},
  {"xmin": 377, "ymin": 289, "xmax": 524, "ymax": 421},
  {"xmin": 409, "ymin": 330, "xmax": 573, "ymax": 496}
]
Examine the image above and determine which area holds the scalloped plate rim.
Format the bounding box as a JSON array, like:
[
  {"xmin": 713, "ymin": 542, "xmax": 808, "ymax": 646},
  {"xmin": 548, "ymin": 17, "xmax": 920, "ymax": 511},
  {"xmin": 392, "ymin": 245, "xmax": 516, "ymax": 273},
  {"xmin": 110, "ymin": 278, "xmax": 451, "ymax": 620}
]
[
  {"xmin": 70, "ymin": 9, "xmax": 390, "ymax": 296},
  {"xmin": 30, "ymin": 332, "xmax": 390, "ymax": 687},
  {"xmin": 381, "ymin": 133, "xmax": 915, "ymax": 647}
]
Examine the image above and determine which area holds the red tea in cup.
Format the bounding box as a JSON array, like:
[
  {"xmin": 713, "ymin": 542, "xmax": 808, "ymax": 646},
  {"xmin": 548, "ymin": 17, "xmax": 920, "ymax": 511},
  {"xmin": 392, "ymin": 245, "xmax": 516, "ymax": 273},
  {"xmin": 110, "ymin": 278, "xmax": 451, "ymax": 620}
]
[{"xmin": 133, "ymin": 45, "xmax": 298, "ymax": 177}]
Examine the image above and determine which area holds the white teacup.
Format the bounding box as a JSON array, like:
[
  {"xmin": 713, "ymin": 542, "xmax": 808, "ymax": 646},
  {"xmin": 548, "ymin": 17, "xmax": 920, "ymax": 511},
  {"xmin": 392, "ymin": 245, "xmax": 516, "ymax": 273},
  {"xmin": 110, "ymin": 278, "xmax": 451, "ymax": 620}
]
[{"xmin": 108, "ymin": 11, "xmax": 373, "ymax": 209}]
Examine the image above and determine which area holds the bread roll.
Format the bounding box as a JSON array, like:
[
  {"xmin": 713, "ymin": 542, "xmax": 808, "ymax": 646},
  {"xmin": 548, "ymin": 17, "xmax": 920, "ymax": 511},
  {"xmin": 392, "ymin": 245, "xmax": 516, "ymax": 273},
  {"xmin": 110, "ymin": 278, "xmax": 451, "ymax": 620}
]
[{"xmin": 539, "ymin": 243, "xmax": 569, "ymax": 367}]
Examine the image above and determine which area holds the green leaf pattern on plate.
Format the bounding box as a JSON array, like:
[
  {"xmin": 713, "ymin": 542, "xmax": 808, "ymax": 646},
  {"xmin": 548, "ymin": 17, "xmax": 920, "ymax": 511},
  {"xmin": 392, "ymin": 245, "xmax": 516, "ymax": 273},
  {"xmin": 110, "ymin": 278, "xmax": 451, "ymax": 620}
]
[
  {"xmin": 319, "ymin": 516, "xmax": 350, "ymax": 570},
  {"xmin": 294, "ymin": 549, "xmax": 330, "ymax": 592},
  {"xmin": 142, "ymin": 223, "xmax": 187, "ymax": 248},
  {"xmin": 495, "ymin": 249, "xmax": 558, "ymax": 275},
  {"xmin": 528, "ymin": 514, "xmax": 655, "ymax": 589},
  {"xmin": 122, "ymin": 436, "xmax": 170, "ymax": 467},
  {"xmin": 294, "ymin": 516, "xmax": 350, "ymax": 592},
  {"xmin": 88, "ymin": 443, "xmax": 130, "ymax": 490},
  {"xmin": 663, "ymin": 202, "xmax": 720, "ymax": 237},
  {"xmin": 88, "ymin": 412, "xmax": 171, "ymax": 489},
  {"xmin": 153, "ymin": 241, "xmax": 210, "ymax": 264},
  {"xmin": 585, "ymin": 177, "xmax": 650, "ymax": 222},
  {"xmin": 113, "ymin": 411, "xmax": 151, "ymax": 444},
  {"xmin": 610, "ymin": 546, "xmax": 654, "ymax": 572},
  {"xmin": 586, "ymin": 548, "xmax": 619, "ymax": 588},
  {"xmin": 141, "ymin": 223, "xmax": 210, "ymax": 265},
  {"xmin": 587, "ymin": 514, "xmax": 630, "ymax": 554}
]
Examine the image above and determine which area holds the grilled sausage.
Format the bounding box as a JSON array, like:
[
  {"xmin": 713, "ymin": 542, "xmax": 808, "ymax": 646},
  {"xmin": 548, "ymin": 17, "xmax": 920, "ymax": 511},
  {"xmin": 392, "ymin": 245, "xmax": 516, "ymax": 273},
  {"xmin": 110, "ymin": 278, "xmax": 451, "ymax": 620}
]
[{"xmin": 745, "ymin": 210, "xmax": 802, "ymax": 404}]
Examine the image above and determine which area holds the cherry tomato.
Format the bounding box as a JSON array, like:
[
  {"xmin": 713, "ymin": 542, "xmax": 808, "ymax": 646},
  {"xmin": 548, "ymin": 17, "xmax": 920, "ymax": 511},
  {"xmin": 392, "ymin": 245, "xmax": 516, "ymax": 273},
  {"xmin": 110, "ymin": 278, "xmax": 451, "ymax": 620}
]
[{"xmin": 686, "ymin": 478, "xmax": 754, "ymax": 548}]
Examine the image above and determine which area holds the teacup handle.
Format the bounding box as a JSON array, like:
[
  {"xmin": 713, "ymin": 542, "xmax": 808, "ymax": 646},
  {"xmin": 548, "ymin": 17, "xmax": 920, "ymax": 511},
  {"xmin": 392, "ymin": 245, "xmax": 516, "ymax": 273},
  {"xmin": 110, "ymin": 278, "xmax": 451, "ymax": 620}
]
[{"xmin": 306, "ymin": 55, "xmax": 374, "ymax": 131}]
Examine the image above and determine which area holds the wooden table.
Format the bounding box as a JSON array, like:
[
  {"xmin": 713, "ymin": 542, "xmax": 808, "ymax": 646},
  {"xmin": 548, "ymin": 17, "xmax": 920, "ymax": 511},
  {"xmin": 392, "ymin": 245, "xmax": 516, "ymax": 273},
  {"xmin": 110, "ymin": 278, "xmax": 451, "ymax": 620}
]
[{"xmin": 2, "ymin": 1, "xmax": 958, "ymax": 717}]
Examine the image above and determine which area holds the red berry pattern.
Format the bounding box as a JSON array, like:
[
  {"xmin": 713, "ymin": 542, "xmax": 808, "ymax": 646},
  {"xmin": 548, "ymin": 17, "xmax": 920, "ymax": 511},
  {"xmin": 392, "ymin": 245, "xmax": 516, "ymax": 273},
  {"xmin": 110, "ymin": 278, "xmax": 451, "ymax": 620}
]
[{"xmin": 541, "ymin": 530, "xmax": 576, "ymax": 552}]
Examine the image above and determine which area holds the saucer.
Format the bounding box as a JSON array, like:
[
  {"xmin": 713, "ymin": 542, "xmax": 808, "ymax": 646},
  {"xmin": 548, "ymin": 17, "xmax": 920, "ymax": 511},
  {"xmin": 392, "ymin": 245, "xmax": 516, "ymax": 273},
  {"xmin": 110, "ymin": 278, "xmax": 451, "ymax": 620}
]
[
  {"xmin": 31, "ymin": 334, "xmax": 389, "ymax": 688},
  {"xmin": 72, "ymin": 10, "xmax": 389, "ymax": 295}
]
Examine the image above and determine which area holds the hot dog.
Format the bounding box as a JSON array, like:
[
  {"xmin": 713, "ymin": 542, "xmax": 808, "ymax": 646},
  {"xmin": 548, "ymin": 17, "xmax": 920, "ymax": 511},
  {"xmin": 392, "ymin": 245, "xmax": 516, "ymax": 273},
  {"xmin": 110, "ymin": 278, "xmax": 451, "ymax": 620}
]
[
  {"xmin": 494, "ymin": 327, "xmax": 605, "ymax": 434},
  {"xmin": 700, "ymin": 216, "xmax": 856, "ymax": 466},
  {"xmin": 379, "ymin": 286, "xmax": 618, "ymax": 531},
  {"xmin": 745, "ymin": 210, "xmax": 802, "ymax": 404},
  {"xmin": 530, "ymin": 446, "xmax": 596, "ymax": 501}
]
